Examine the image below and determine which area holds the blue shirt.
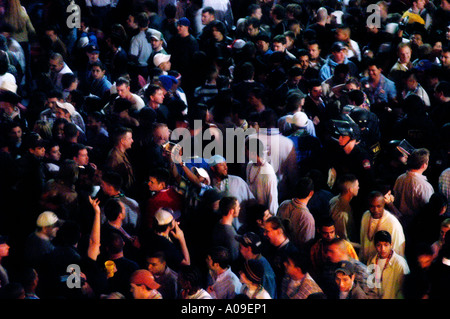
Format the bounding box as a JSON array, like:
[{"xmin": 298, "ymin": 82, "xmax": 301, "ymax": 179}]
[{"xmin": 361, "ymin": 74, "xmax": 397, "ymax": 105}]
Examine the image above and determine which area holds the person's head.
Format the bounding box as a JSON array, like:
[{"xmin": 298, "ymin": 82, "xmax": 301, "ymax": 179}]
[
  {"xmin": 415, "ymin": 243, "xmax": 434, "ymax": 269},
  {"xmin": 207, "ymin": 246, "xmax": 231, "ymax": 272},
  {"xmin": 211, "ymin": 21, "xmax": 227, "ymax": 42},
  {"xmin": 129, "ymin": 269, "xmax": 160, "ymax": 299},
  {"xmin": 61, "ymin": 73, "xmax": 78, "ymax": 92},
  {"xmin": 326, "ymin": 237, "xmax": 350, "ymax": 263},
  {"xmin": 368, "ymin": 191, "xmax": 385, "ymax": 219},
  {"xmin": 248, "ymin": 4, "xmax": 262, "ymax": 20},
  {"xmin": 442, "ymin": 46, "xmax": 450, "ymax": 68},
  {"xmin": 434, "ymin": 81, "xmax": 450, "ymax": 102},
  {"xmin": 0, "ymin": 235, "xmax": 10, "ymax": 260},
  {"xmin": 27, "ymin": 136, "xmax": 46, "ymax": 159},
  {"xmin": 146, "ymin": 84, "xmax": 165, "ymax": 108},
  {"xmin": 374, "ymin": 230, "xmax": 392, "ymax": 258},
  {"xmin": 272, "ymin": 34, "xmax": 287, "ymax": 53},
  {"xmin": 151, "ymin": 122, "xmax": 170, "ymax": 146},
  {"xmin": 283, "ymin": 250, "xmax": 309, "ymax": 280},
  {"xmin": 201, "ymin": 6, "xmax": 215, "ymax": 25},
  {"xmin": 308, "ymin": 79, "xmax": 323, "ymax": 99},
  {"xmin": 245, "ymin": 17, "xmax": 261, "ymax": 38},
  {"xmin": 330, "ymin": 42, "xmax": 347, "ymax": 64},
  {"xmin": 90, "ymin": 61, "xmax": 107, "ymax": 81},
  {"xmin": 317, "ymin": 216, "xmax": 336, "ymax": 242},
  {"xmin": 45, "ymin": 140, "xmax": 61, "ymax": 162},
  {"xmin": 335, "ymin": 260, "xmax": 356, "ymax": 293},
  {"xmin": 366, "ymin": 58, "xmax": 383, "ymax": 81},
  {"xmin": 17, "ymin": 267, "xmax": 39, "ymax": 293},
  {"xmin": 153, "ymin": 53, "xmax": 171, "ymax": 71},
  {"xmin": 337, "ymin": 174, "xmax": 359, "ymax": 197},
  {"xmin": 209, "ymin": 155, "xmax": 228, "ymax": 179},
  {"xmin": 115, "ymin": 77, "xmax": 131, "ymax": 99},
  {"xmin": 113, "ymin": 126, "xmax": 133, "ymax": 150},
  {"xmin": 104, "ymin": 198, "xmax": 125, "ymax": 222},
  {"xmin": 153, "ymin": 208, "xmax": 176, "ymax": 233},
  {"xmin": 236, "ymin": 232, "xmax": 262, "ymax": 259},
  {"xmin": 410, "ymin": 31, "xmax": 423, "ymax": 47},
  {"xmin": 294, "ymin": 177, "xmax": 314, "ymax": 200},
  {"xmin": 148, "ymin": 168, "xmax": 170, "ymax": 192},
  {"xmin": 439, "ymin": 218, "xmax": 450, "ymax": 243},
  {"xmin": 178, "ymin": 265, "xmax": 202, "ymax": 296},
  {"xmin": 36, "ymin": 211, "xmax": 61, "ymax": 238},
  {"xmin": 70, "ymin": 143, "xmax": 89, "ymax": 166},
  {"xmin": 412, "ymin": 0, "xmax": 426, "ymax": 12},
  {"xmin": 58, "ymin": 159, "xmax": 79, "ymax": 185},
  {"xmin": 100, "ymin": 170, "xmax": 123, "ymax": 195},
  {"xmin": 270, "ymin": 4, "xmax": 286, "ymax": 23},
  {"xmin": 263, "ymin": 216, "xmax": 289, "ymax": 246},
  {"xmin": 176, "ymin": 17, "xmax": 191, "ymax": 37},
  {"xmin": 218, "ymin": 196, "xmax": 240, "ymax": 218},
  {"xmin": 407, "ymin": 148, "xmax": 430, "ymax": 171},
  {"xmin": 240, "ymin": 259, "xmax": 264, "ymax": 287},
  {"xmin": 335, "ymin": 25, "xmax": 351, "ymax": 42},
  {"xmin": 135, "ymin": 12, "xmax": 149, "ymax": 30},
  {"xmin": 49, "ymin": 52, "xmax": 64, "ymax": 73},
  {"xmin": 307, "ymin": 41, "xmax": 321, "ymax": 61},
  {"xmin": 146, "ymin": 251, "xmax": 167, "ymax": 276},
  {"xmin": 397, "ymin": 43, "xmax": 412, "ymax": 64},
  {"xmin": 149, "ymin": 30, "xmax": 164, "ymax": 51}
]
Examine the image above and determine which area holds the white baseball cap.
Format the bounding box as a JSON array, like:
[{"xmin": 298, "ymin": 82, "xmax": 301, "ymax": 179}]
[
  {"xmin": 286, "ymin": 111, "xmax": 308, "ymax": 128},
  {"xmin": 36, "ymin": 211, "xmax": 60, "ymax": 227}
]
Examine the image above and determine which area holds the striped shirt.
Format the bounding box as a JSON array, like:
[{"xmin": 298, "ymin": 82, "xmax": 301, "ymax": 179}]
[{"xmin": 207, "ymin": 268, "xmax": 242, "ymax": 299}]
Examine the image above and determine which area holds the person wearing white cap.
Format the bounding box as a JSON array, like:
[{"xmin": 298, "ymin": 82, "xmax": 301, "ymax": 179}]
[
  {"xmin": 153, "ymin": 53, "xmax": 171, "ymax": 74},
  {"xmin": 286, "ymin": 111, "xmax": 323, "ymax": 176},
  {"xmin": 144, "ymin": 208, "xmax": 190, "ymax": 272},
  {"xmin": 148, "ymin": 29, "xmax": 168, "ymax": 68},
  {"xmin": 23, "ymin": 211, "xmax": 61, "ymax": 267}
]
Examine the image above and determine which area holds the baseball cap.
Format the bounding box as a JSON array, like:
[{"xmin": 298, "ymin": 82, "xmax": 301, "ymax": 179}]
[
  {"xmin": 86, "ymin": 44, "xmax": 100, "ymax": 54},
  {"xmin": 177, "ymin": 17, "xmax": 190, "ymax": 27},
  {"xmin": 0, "ymin": 89, "xmax": 21, "ymax": 104},
  {"xmin": 207, "ymin": 155, "xmax": 226, "ymax": 167},
  {"xmin": 130, "ymin": 269, "xmax": 160, "ymax": 290},
  {"xmin": 335, "ymin": 260, "xmax": 355, "ymax": 276},
  {"xmin": 154, "ymin": 208, "xmax": 179, "ymax": 226},
  {"xmin": 330, "ymin": 41, "xmax": 346, "ymax": 52},
  {"xmin": 192, "ymin": 167, "xmax": 211, "ymax": 185},
  {"xmin": 153, "ymin": 53, "xmax": 171, "ymax": 67},
  {"xmin": 231, "ymin": 39, "xmax": 246, "ymax": 50},
  {"xmin": 158, "ymin": 75, "xmax": 178, "ymax": 92},
  {"xmin": 36, "ymin": 211, "xmax": 61, "ymax": 227},
  {"xmin": 286, "ymin": 111, "xmax": 308, "ymax": 128},
  {"xmin": 235, "ymin": 232, "xmax": 262, "ymax": 251},
  {"xmin": 149, "ymin": 29, "xmax": 163, "ymax": 41},
  {"xmin": 55, "ymin": 101, "xmax": 76, "ymax": 116}
]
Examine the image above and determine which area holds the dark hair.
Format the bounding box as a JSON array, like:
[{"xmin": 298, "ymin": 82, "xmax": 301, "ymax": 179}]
[
  {"xmin": 104, "ymin": 198, "xmax": 123, "ymax": 221},
  {"xmin": 245, "ymin": 16, "xmax": 261, "ymax": 29},
  {"xmin": 218, "ymin": 196, "xmax": 238, "ymax": 217},
  {"xmin": 435, "ymin": 81, "xmax": 450, "ymax": 98},
  {"xmin": 178, "ymin": 265, "xmax": 203, "ymax": 291},
  {"xmin": 272, "ymin": 34, "xmax": 287, "ymax": 45},
  {"xmin": 374, "ymin": 230, "xmax": 392, "ymax": 244},
  {"xmin": 148, "ymin": 167, "xmax": 170, "ymax": 185},
  {"xmin": 294, "ymin": 177, "xmax": 314, "ymax": 199},
  {"xmin": 101, "ymin": 170, "xmax": 123, "ymax": 190},
  {"xmin": 208, "ymin": 246, "xmax": 231, "ymax": 269},
  {"xmin": 116, "ymin": 77, "xmax": 130, "ymax": 87},
  {"xmin": 265, "ymin": 216, "xmax": 291, "ymax": 237},
  {"xmin": 105, "ymin": 231, "xmax": 124, "ymax": 255},
  {"xmin": 317, "ymin": 215, "xmax": 335, "ymax": 229},
  {"xmin": 0, "ymin": 51, "xmax": 9, "ymax": 75},
  {"xmin": 69, "ymin": 143, "xmax": 88, "ymax": 160},
  {"xmin": 61, "ymin": 73, "xmax": 78, "ymax": 90},
  {"xmin": 284, "ymin": 250, "xmax": 309, "ymax": 273},
  {"xmin": 58, "ymin": 159, "xmax": 79, "ymax": 185},
  {"xmin": 135, "ymin": 12, "xmax": 149, "ymax": 29},
  {"xmin": 202, "ymin": 6, "xmax": 215, "ymax": 15},
  {"xmin": 112, "ymin": 126, "xmax": 132, "ymax": 146},
  {"xmin": 145, "ymin": 84, "xmax": 163, "ymax": 97},
  {"xmin": 271, "ymin": 4, "xmax": 286, "ymax": 20},
  {"xmin": 147, "ymin": 250, "xmax": 167, "ymax": 263},
  {"xmin": 336, "ymin": 174, "xmax": 358, "ymax": 193}
]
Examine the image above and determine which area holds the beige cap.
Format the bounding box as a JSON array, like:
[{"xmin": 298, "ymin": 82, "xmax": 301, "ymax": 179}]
[
  {"xmin": 36, "ymin": 211, "xmax": 60, "ymax": 227},
  {"xmin": 286, "ymin": 111, "xmax": 308, "ymax": 128}
]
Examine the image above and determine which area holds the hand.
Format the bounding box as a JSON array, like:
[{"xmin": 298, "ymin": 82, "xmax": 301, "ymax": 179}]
[
  {"xmin": 89, "ymin": 196, "xmax": 101, "ymax": 214},
  {"xmin": 170, "ymin": 221, "xmax": 185, "ymax": 242}
]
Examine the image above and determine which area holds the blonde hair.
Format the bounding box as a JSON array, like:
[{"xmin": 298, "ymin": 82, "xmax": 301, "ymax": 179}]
[{"xmin": 4, "ymin": 0, "xmax": 27, "ymax": 32}]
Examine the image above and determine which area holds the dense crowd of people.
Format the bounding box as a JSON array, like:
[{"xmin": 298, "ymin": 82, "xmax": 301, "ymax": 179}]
[{"xmin": 0, "ymin": 0, "xmax": 449, "ymax": 300}]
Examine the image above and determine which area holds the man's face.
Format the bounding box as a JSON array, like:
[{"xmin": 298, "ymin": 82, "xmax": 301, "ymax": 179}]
[
  {"xmin": 252, "ymin": 8, "xmax": 263, "ymax": 20},
  {"xmin": 121, "ymin": 132, "xmax": 133, "ymax": 150},
  {"xmin": 299, "ymin": 55, "xmax": 310, "ymax": 70},
  {"xmin": 415, "ymin": 0, "xmax": 426, "ymax": 10},
  {"xmin": 87, "ymin": 52, "xmax": 99, "ymax": 64},
  {"xmin": 147, "ymin": 257, "xmax": 166, "ymax": 276},
  {"xmin": 335, "ymin": 29, "xmax": 349, "ymax": 42},
  {"xmin": 319, "ymin": 225, "xmax": 336, "ymax": 242},
  {"xmin": 332, "ymin": 50, "xmax": 346, "ymax": 64},
  {"xmin": 127, "ymin": 15, "xmax": 137, "ymax": 29},
  {"xmin": 49, "ymin": 58, "xmax": 63, "ymax": 73},
  {"xmin": 256, "ymin": 40, "xmax": 269, "ymax": 53},
  {"xmin": 212, "ymin": 162, "xmax": 228, "ymax": 179},
  {"xmin": 75, "ymin": 149, "xmax": 89, "ymax": 166},
  {"xmin": 150, "ymin": 89, "xmax": 165, "ymax": 106},
  {"xmin": 130, "ymin": 283, "xmax": 147, "ymax": 299},
  {"xmin": 310, "ymin": 85, "xmax": 323, "ymax": 99},
  {"xmin": 152, "ymin": 126, "xmax": 170, "ymax": 146},
  {"xmin": 47, "ymin": 145, "xmax": 61, "ymax": 161},
  {"xmin": 247, "ymin": 24, "xmax": 259, "ymax": 37},
  {"xmin": 335, "ymin": 272, "xmax": 354, "ymax": 292},
  {"xmin": 9, "ymin": 126, "xmax": 22, "ymax": 143},
  {"xmin": 150, "ymin": 37, "xmax": 163, "ymax": 50},
  {"xmin": 368, "ymin": 65, "xmax": 382, "ymax": 81},
  {"xmin": 233, "ymin": 201, "xmax": 240, "ymax": 218},
  {"xmin": 375, "ymin": 241, "xmax": 392, "ymax": 258},
  {"xmin": 148, "ymin": 177, "xmax": 164, "ymax": 192},
  {"xmin": 398, "ymin": 47, "xmax": 411, "ymax": 64},
  {"xmin": 338, "ymin": 135, "xmax": 352, "ymax": 148},
  {"xmin": 91, "ymin": 66, "xmax": 105, "ymax": 80},
  {"xmin": 30, "ymin": 146, "xmax": 46, "ymax": 159},
  {"xmin": 263, "ymin": 222, "xmax": 280, "ymax": 246},
  {"xmin": 47, "ymin": 97, "xmax": 58, "ymax": 112},
  {"xmin": 177, "ymin": 24, "xmax": 188, "ymax": 36},
  {"xmin": 201, "ymin": 12, "xmax": 214, "ymax": 25},
  {"xmin": 283, "ymin": 258, "xmax": 298, "ymax": 278},
  {"xmin": 116, "ymin": 84, "xmax": 130, "ymax": 99},
  {"xmin": 308, "ymin": 44, "xmax": 320, "ymax": 60},
  {"xmin": 410, "ymin": 33, "xmax": 423, "ymax": 46},
  {"xmin": 350, "ymin": 180, "xmax": 359, "ymax": 197},
  {"xmin": 441, "ymin": 51, "xmax": 450, "ymax": 68},
  {"xmin": 406, "ymin": 75, "xmax": 418, "ymax": 91},
  {"xmin": 418, "ymin": 254, "xmax": 433, "ymax": 269},
  {"xmin": 55, "ymin": 107, "xmax": 70, "ymax": 120},
  {"xmin": 273, "ymin": 42, "xmax": 285, "ymax": 52},
  {"xmin": 239, "ymin": 243, "xmax": 252, "ymax": 260},
  {"xmin": 0, "ymin": 243, "xmax": 10, "ymax": 258},
  {"xmin": 369, "ymin": 196, "xmax": 385, "ymax": 219}
]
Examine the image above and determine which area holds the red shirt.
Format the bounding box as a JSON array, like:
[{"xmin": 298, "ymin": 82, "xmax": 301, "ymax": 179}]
[{"xmin": 144, "ymin": 187, "xmax": 184, "ymax": 229}]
